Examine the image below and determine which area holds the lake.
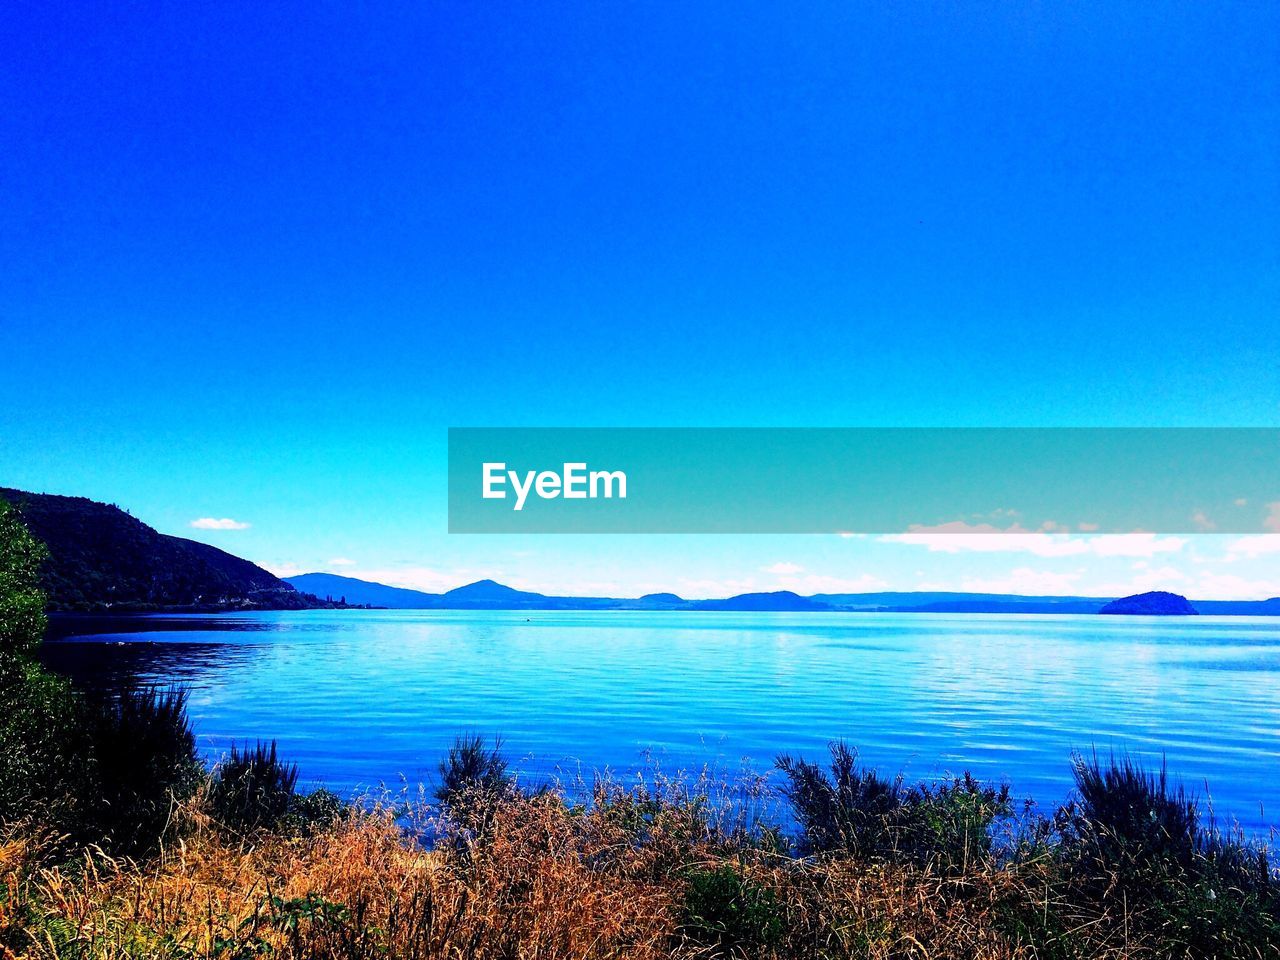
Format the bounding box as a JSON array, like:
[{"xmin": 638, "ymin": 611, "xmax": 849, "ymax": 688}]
[{"xmin": 40, "ymin": 609, "xmax": 1280, "ymax": 831}]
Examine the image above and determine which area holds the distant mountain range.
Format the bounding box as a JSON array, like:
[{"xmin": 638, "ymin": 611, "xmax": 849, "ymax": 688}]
[
  {"xmin": 5, "ymin": 485, "xmax": 1278, "ymax": 616},
  {"xmin": 286, "ymin": 573, "xmax": 1280, "ymax": 616},
  {"xmin": 0, "ymin": 487, "xmax": 340, "ymax": 612}
]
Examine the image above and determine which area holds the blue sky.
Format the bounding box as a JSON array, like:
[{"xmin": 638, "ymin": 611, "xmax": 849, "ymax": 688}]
[{"xmin": 2, "ymin": 2, "xmax": 1278, "ymax": 598}]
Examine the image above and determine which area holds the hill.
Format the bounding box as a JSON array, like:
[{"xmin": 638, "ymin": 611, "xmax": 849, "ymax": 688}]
[
  {"xmin": 287, "ymin": 573, "xmax": 1280, "ymax": 616},
  {"xmin": 285, "ymin": 578, "xmax": 843, "ymax": 612},
  {"xmin": 0, "ymin": 487, "xmax": 329, "ymax": 612},
  {"xmin": 637, "ymin": 592, "xmax": 685, "ymax": 606},
  {"xmin": 1099, "ymin": 591, "xmax": 1198, "ymax": 616},
  {"xmin": 694, "ymin": 591, "xmax": 833, "ymax": 612},
  {"xmin": 442, "ymin": 579, "xmax": 547, "ymax": 605},
  {"xmin": 1194, "ymin": 597, "xmax": 1280, "ymax": 616},
  {"xmin": 286, "ymin": 573, "xmax": 439, "ymax": 609}
]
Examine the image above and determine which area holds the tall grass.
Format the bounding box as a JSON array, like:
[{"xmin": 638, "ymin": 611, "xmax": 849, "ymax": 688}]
[
  {"xmin": 79, "ymin": 684, "xmax": 203, "ymax": 852},
  {"xmin": 435, "ymin": 733, "xmax": 511, "ymax": 806},
  {"xmin": 2, "ymin": 734, "xmax": 1277, "ymax": 958},
  {"xmin": 0, "ymin": 670, "xmax": 201, "ymax": 856},
  {"xmin": 209, "ymin": 740, "xmax": 300, "ymax": 829},
  {"xmin": 777, "ymin": 740, "xmax": 1013, "ymax": 871},
  {"xmin": 1043, "ymin": 750, "xmax": 1280, "ymax": 954}
]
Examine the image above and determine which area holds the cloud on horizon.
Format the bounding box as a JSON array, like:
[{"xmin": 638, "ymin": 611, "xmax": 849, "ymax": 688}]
[
  {"xmin": 880, "ymin": 525, "xmax": 1186, "ymax": 558},
  {"xmin": 190, "ymin": 517, "xmax": 251, "ymax": 530},
  {"xmin": 1266, "ymin": 502, "xmax": 1280, "ymax": 533},
  {"xmin": 1220, "ymin": 534, "xmax": 1280, "ymax": 561},
  {"xmin": 762, "ymin": 561, "xmax": 804, "ymax": 575},
  {"xmin": 922, "ymin": 566, "xmax": 1085, "ymax": 596}
]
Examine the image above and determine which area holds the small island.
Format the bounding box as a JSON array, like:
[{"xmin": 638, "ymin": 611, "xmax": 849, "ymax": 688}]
[{"xmin": 1099, "ymin": 591, "xmax": 1198, "ymax": 616}]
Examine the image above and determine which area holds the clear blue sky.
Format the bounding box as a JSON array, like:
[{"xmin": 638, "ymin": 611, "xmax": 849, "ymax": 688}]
[{"xmin": 2, "ymin": 2, "xmax": 1278, "ymax": 597}]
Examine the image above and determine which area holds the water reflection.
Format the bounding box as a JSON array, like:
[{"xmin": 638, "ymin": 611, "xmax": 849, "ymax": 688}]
[
  {"xmin": 37, "ymin": 610, "xmax": 1280, "ymax": 832},
  {"xmin": 41, "ymin": 638, "xmax": 266, "ymax": 688}
]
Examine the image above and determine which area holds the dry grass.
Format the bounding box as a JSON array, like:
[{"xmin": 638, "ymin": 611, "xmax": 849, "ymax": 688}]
[
  {"xmin": 2, "ymin": 794, "xmax": 681, "ymax": 960},
  {"xmin": 1, "ymin": 787, "xmax": 1218, "ymax": 960}
]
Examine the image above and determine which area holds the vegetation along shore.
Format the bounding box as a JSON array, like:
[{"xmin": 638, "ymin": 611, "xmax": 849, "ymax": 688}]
[{"xmin": 3, "ymin": 500, "xmax": 1280, "ymax": 958}]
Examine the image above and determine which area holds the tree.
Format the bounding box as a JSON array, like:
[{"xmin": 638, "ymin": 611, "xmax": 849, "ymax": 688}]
[{"xmin": 0, "ymin": 499, "xmax": 46, "ymax": 654}]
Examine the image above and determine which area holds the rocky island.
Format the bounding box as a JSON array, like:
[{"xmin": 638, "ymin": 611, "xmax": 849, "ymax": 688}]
[{"xmin": 1098, "ymin": 591, "xmax": 1198, "ymax": 616}]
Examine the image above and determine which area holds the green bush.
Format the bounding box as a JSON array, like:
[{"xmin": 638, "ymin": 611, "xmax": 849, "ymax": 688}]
[
  {"xmin": 435, "ymin": 733, "xmax": 512, "ymax": 806},
  {"xmin": 1, "ymin": 498, "xmax": 206, "ymax": 855},
  {"xmin": 0, "ymin": 668, "xmax": 202, "ymax": 855},
  {"xmin": 1059, "ymin": 751, "xmax": 1199, "ymax": 878},
  {"xmin": 776, "ymin": 741, "xmax": 904, "ymax": 858},
  {"xmin": 776, "ymin": 741, "xmax": 1011, "ymax": 869},
  {"xmin": 1051, "ymin": 751, "xmax": 1280, "ymax": 955},
  {"xmin": 0, "ymin": 501, "xmax": 46, "ymax": 656},
  {"xmin": 210, "ymin": 740, "xmax": 296, "ymax": 830},
  {"xmin": 209, "ymin": 741, "xmax": 342, "ymax": 834},
  {"xmin": 907, "ymin": 771, "xmax": 1013, "ymax": 870},
  {"xmin": 80, "ymin": 685, "xmax": 203, "ymax": 852},
  {"xmin": 680, "ymin": 863, "xmax": 786, "ymax": 955},
  {"xmin": 0, "ymin": 654, "xmax": 92, "ymax": 832},
  {"xmin": 0, "ymin": 502, "xmax": 87, "ymax": 835},
  {"xmin": 287, "ymin": 786, "xmax": 344, "ymax": 832}
]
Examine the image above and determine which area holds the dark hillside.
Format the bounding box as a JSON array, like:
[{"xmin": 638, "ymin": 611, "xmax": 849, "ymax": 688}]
[{"xmin": 0, "ymin": 487, "xmax": 324, "ymax": 611}]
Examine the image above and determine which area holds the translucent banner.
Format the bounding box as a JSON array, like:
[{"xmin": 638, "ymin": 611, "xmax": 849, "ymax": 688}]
[{"xmin": 447, "ymin": 428, "xmax": 1280, "ymax": 534}]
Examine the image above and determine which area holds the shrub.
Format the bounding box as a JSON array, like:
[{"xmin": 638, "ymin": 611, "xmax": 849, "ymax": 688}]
[
  {"xmin": 79, "ymin": 685, "xmax": 203, "ymax": 853},
  {"xmin": 1063, "ymin": 750, "xmax": 1199, "ymax": 874},
  {"xmin": 0, "ymin": 654, "xmax": 92, "ymax": 832},
  {"xmin": 1051, "ymin": 751, "xmax": 1280, "ymax": 955},
  {"xmin": 209, "ymin": 740, "xmax": 307, "ymax": 832},
  {"xmin": 290, "ymin": 786, "xmax": 344, "ymax": 830},
  {"xmin": 680, "ymin": 863, "xmax": 786, "ymax": 955},
  {"xmin": 776, "ymin": 742, "xmax": 1011, "ymax": 870},
  {"xmin": 906, "ymin": 772, "xmax": 1013, "ymax": 870},
  {"xmin": 0, "ymin": 508, "xmax": 92, "ymax": 843},
  {"xmin": 776, "ymin": 741, "xmax": 904, "ymax": 858},
  {"xmin": 0, "ymin": 501, "xmax": 46, "ymax": 657},
  {"xmin": 435, "ymin": 734, "xmax": 512, "ymax": 809},
  {"xmin": 1, "ymin": 668, "xmax": 201, "ymax": 855}
]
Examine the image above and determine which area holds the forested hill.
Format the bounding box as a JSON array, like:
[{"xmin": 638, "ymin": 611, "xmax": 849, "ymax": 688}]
[{"xmin": 0, "ymin": 487, "xmax": 327, "ymax": 612}]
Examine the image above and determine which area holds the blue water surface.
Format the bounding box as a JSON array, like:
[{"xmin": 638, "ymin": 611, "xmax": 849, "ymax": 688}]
[{"xmin": 41, "ymin": 610, "xmax": 1280, "ymax": 831}]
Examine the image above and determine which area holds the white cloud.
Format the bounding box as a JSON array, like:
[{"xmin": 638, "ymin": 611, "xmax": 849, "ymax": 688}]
[
  {"xmin": 1087, "ymin": 534, "xmax": 1188, "ymax": 557},
  {"xmin": 1191, "ymin": 510, "xmax": 1216, "ymax": 532},
  {"xmin": 328, "ymin": 557, "xmax": 356, "ymax": 567},
  {"xmin": 263, "ymin": 562, "xmax": 304, "ymax": 578},
  {"xmin": 190, "ymin": 517, "xmax": 251, "ymax": 530},
  {"xmin": 1192, "ymin": 572, "xmax": 1280, "ymax": 601},
  {"xmin": 1266, "ymin": 502, "xmax": 1280, "ymax": 533},
  {"xmin": 952, "ymin": 567, "xmax": 1084, "ymax": 595},
  {"xmin": 762, "ymin": 561, "xmax": 804, "ymax": 575},
  {"xmin": 880, "ymin": 524, "xmax": 1185, "ymax": 558},
  {"xmin": 1095, "ymin": 566, "xmax": 1189, "ymax": 597},
  {"xmin": 676, "ymin": 577, "xmax": 759, "ymax": 599},
  {"xmin": 1223, "ymin": 534, "xmax": 1280, "ymax": 560}
]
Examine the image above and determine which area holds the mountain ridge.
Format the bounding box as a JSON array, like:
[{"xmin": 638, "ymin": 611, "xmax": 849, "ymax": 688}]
[
  {"xmin": 284, "ymin": 572, "xmax": 1280, "ymax": 615},
  {"xmin": 5, "ymin": 485, "xmax": 1276, "ymax": 616},
  {"xmin": 0, "ymin": 487, "xmax": 337, "ymax": 612}
]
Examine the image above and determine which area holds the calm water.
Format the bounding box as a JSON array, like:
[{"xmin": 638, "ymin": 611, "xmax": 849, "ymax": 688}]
[{"xmin": 40, "ymin": 610, "xmax": 1280, "ymax": 830}]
